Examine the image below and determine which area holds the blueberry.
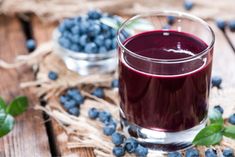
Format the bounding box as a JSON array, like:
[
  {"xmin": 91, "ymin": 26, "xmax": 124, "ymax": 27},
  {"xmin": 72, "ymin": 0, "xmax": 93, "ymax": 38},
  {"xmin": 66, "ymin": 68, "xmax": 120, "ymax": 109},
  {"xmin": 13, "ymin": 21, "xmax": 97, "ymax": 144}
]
[
  {"xmin": 112, "ymin": 146, "xmax": 125, "ymax": 157},
  {"xmin": 111, "ymin": 38, "xmax": 117, "ymax": 49},
  {"xmin": 26, "ymin": 39, "xmax": 36, "ymax": 51},
  {"xmin": 111, "ymin": 29, "xmax": 117, "ymax": 37},
  {"xmin": 88, "ymin": 24, "xmax": 101, "ymax": 37},
  {"xmin": 79, "ymin": 21, "xmax": 89, "ymax": 34},
  {"xmin": 99, "ymin": 46, "xmax": 107, "ymax": 53},
  {"xmin": 124, "ymin": 138, "xmax": 138, "ymax": 153},
  {"xmin": 88, "ymin": 10, "xmax": 102, "ymax": 19},
  {"xmin": 84, "ymin": 42, "xmax": 98, "ymax": 53},
  {"xmin": 105, "ymin": 39, "xmax": 112, "ymax": 50},
  {"xmin": 111, "ymin": 79, "xmax": 119, "ymax": 88},
  {"xmin": 185, "ymin": 148, "xmax": 199, "ymax": 157},
  {"xmin": 135, "ymin": 144, "xmax": 148, "ymax": 157},
  {"xmin": 67, "ymin": 89, "xmax": 79, "ymax": 97},
  {"xmin": 213, "ymin": 105, "xmax": 224, "ymax": 114},
  {"xmin": 103, "ymin": 124, "xmax": 116, "ymax": 136},
  {"xmin": 63, "ymin": 19, "xmax": 75, "ymax": 28},
  {"xmin": 99, "ymin": 111, "xmax": 111, "ymax": 123},
  {"xmin": 205, "ymin": 148, "xmax": 217, "ymax": 157},
  {"xmin": 71, "ymin": 25, "xmax": 80, "ymax": 34},
  {"xmin": 59, "ymin": 37, "xmax": 71, "ymax": 49},
  {"xmin": 88, "ymin": 107, "xmax": 99, "ymax": 119},
  {"xmin": 168, "ymin": 152, "xmax": 182, "ymax": 157},
  {"xmin": 112, "ymin": 132, "xmax": 125, "ymax": 146},
  {"xmin": 68, "ymin": 107, "xmax": 80, "ymax": 116},
  {"xmin": 48, "ymin": 71, "xmax": 58, "ymax": 80},
  {"xmin": 58, "ymin": 22, "xmax": 67, "ymax": 33},
  {"xmin": 216, "ymin": 19, "xmax": 226, "ymax": 30},
  {"xmin": 184, "ymin": 0, "xmax": 194, "ymax": 10},
  {"xmin": 104, "ymin": 118, "xmax": 117, "ymax": 129},
  {"xmin": 70, "ymin": 44, "xmax": 80, "ymax": 52},
  {"xmin": 70, "ymin": 34, "xmax": 80, "ymax": 44},
  {"xmin": 101, "ymin": 23, "xmax": 110, "ymax": 31},
  {"xmin": 92, "ymin": 87, "xmax": 104, "ymax": 98},
  {"xmin": 228, "ymin": 114, "xmax": 235, "ymax": 125},
  {"xmin": 73, "ymin": 94, "xmax": 84, "ymax": 105},
  {"xmin": 167, "ymin": 16, "xmax": 175, "ymax": 25},
  {"xmin": 212, "ymin": 76, "xmax": 222, "ymax": 88},
  {"xmin": 223, "ymin": 148, "xmax": 234, "ymax": 157},
  {"xmin": 59, "ymin": 95, "xmax": 69, "ymax": 104},
  {"xmin": 63, "ymin": 99, "xmax": 77, "ymax": 110},
  {"xmin": 94, "ymin": 35, "xmax": 105, "ymax": 46},
  {"xmin": 79, "ymin": 35, "xmax": 89, "ymax": 46},
  {"xmin": 228, "ymin": 20, "xmax": 235, "ymax": 32},
  {"xmin": 103, "ymin": 31, "xmax": 112, "ymax": 39}
]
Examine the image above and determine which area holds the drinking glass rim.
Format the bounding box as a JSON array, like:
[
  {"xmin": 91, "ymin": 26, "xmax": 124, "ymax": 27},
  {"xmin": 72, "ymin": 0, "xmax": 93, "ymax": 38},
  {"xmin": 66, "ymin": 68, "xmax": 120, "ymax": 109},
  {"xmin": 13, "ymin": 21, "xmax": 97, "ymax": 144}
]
[{"xmin": 117, "ymin": 10, "xmax": 215, "ymax": 64}]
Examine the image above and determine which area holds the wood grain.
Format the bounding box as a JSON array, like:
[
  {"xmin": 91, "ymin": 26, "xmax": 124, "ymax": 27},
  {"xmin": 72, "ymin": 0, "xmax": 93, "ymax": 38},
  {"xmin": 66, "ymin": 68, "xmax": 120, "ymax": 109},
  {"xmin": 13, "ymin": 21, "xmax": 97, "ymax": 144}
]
[
  {"xmin": 225, "ymin": 27, "xmax": 235, "ymax": 50},
  {"xmin": 0, "ymin": 16, "xmax": 51, "ymax": 157},
  {"xmin": 31, "ymin": 16, "xmax": 95, "ymax": 157}
]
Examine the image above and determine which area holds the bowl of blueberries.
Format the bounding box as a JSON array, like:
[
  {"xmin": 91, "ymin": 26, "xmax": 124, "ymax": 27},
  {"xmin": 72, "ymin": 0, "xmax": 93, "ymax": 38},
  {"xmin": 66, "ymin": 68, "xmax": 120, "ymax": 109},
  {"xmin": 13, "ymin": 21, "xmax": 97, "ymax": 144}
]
[{"xmin": 53, "ymin": 10, "xmax": 121, "ymax": 75}]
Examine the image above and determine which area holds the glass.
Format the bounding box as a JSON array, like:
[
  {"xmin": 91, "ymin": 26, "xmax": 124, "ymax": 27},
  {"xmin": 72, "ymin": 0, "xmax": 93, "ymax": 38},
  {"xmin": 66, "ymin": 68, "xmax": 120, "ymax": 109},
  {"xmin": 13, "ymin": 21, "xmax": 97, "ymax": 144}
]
[{"xmin": 117, "ymin": 11, "xmax": 215, "ymax": 152}]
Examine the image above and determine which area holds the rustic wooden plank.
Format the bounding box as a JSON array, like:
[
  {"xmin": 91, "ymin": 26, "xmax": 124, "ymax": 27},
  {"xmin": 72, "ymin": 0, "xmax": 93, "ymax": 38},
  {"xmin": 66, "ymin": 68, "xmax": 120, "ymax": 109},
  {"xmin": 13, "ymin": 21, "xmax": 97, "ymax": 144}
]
[
  {"xmin": 31, "ymin": 16, "xmax": 95, "ymax": 157},
  {"xmin": 0, "ymin": 16, "xmax": 51, "ymax": 157}
]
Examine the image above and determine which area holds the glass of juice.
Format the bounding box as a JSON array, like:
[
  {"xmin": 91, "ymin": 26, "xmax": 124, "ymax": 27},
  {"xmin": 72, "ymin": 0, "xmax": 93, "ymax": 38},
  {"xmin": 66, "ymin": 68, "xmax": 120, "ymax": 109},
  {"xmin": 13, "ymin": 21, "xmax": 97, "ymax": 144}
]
[{"xmin": 117, "ymin": 11, "xmax": 215, "ymax": 152}]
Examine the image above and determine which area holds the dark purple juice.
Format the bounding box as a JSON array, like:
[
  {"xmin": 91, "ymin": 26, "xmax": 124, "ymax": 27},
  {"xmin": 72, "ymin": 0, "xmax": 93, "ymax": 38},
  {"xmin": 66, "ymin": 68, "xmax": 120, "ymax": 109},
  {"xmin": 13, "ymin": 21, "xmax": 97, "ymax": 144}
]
[{"xmin": 119, "ymin": 30, "xmax": 213, "ymax": 132}]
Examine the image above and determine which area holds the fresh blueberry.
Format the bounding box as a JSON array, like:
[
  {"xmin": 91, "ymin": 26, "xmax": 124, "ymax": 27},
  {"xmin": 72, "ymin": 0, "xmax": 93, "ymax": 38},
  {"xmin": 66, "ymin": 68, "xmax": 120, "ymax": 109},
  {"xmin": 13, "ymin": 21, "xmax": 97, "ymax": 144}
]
[
  {"xmin": 205, "ymin": 148, "xmax": 217, "ymax": 157},
  {"xmin": 68, "ymin": 107, "xmax": 80, "ymax": 116},
  {"xmin": 79, "ymin": 21, "xmax": 89, "ymax": 34},
  {"xmin": 168, "ymin": 152, "xmax": 182, "ymax": 157},
  {"xmin": 101, "ymin": 23, "xmax": 110, "ymax": 31},
  {"xmin": 79, "ymin": 35, "xmax": 89, "ymax": 46},
  {"xmin": 59, "ymin": 95, "xmax": 69, "ymax": 104},
  {"xmin": 212, "ymin": 76, "xmax": 222, "ymax": 88},
  {"xmin": 214, "ymin": 105, "xmax": 224, "ymax": 114},
  {"xmin": 223, "ymin": 148, "xmax": 234, "ymax": 157},
  {"xmin": 111, "ymin": 79, "xmax": 119, "ymax": 88},
  {"xmin": 185, "ymin": 148, "xmax": 199, "ymax": 157},
  {"xmin": 88, "ymin": 24, "xmax": 101, "ymax": 37},
  {"xmin": 26, "ymin": 39, "xmax": 36, "ymax": 51},
  {"xmin": 111, "ymin": 38, "xmax": 117, "ymax": 49},
  {"xmin": 167, "ymin": 16, "xmax": 175, "ymax": 25},
  {"xmin": 111, "ymin": 29, "xmax": 117, "ymax": 37},
  {"xmin": 228, "ymin": 114, "xmax": 235, "ymax": 125},
  {"xmin": 63, "ymin": 19, "xmax": 75, "ymax": 28},
  {"xmin": 70, "ymin": 44, "xmax": 80, "ymax": 52},
  {"xmin": 112, "ymin": 146, "xmax": 125, "ymax": 157},
  {"xmin": 112, "ymin": 132, "xmax": 125, "ymax": 146},
  {"xmin": 124, "ymin": 138, "xmax": 138, "ymax": 153},
  {"xmin": 104, "ymin": 39, "xmax": 112, "ymax": 50},
  {"xmin": 135, "ymin": 144, "xmax": 148, "ymax": 157},
  {"xmin": 88, "ymin": 107, "xmax": 99, "ymax": 119},
  {"xmin": 216, "ymin": 19, "xmax": 226, "ymax": 30},
  {"xmin": 103, "ymin": 30, "xmax": 112, "ymax": 39},
  {"xmin": 73, "ymin": 94, "xmax": 84, "ymax": 105},
  {"xmin": 63, "ymin": 99, "xmax": 77, "ymax": 110},
  {"xmin": 88, "ymin": 10, "xmax": 102, "ymax": 19},
  {"xmin": 58, "ymin": 22, "xmax": 67, "ymax": 33},
  {"xmin": 70, "ymin": 34, "xmax": 80, "ymax": 44},
  {"xmin": 59, "ymin": 37, "xmax": 71, "ymax": 49},
  {"xmin": 99, "ymin": 111, "xmax": 111, "ymax": 123},
  {"xmin": 71, "ymin": 25, "xmax": 80, "ymax": 34},
  {"xmin": 67, "ymin": 89, "xmax": 79, "ymax": 97},
  {"xmin": 184, "ymin": 0, "xmax": 194, "ymax": 10},
  {"xmin": 228, "ymin": 20, "xmax": 235, "ymax": 32},
  {"xmin": 99, "ymin": 46, "xmax": 107, "ymax": 53},
  {"xmin": 84, "ymin": 42, "xmax": 98, "ymax": 53},
  {"xmin": 94, "ymin": 35, "xmax": 105, "ymax": 46},
  {"xmin": 92, "ymin": 87, "xmax": 104, "ymax": 98},
  {"xmin": 104, "ymin": 118, "xmax": 117, "ymax": 129},
  {"xmin": 48, "ymin": 71, "xmax": 58, "ymax": 80},
  {"xmin": 103, "ymin": 124, "xmax": 116, "ymax": 136}
]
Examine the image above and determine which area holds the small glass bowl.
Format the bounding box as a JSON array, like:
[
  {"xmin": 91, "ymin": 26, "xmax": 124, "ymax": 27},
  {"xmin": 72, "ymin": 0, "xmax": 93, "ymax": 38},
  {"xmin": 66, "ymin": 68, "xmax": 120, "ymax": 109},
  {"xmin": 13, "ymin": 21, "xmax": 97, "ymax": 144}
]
[{"xmin": 52, "ymin": 29, "xmax": 118, "ymax": 75}]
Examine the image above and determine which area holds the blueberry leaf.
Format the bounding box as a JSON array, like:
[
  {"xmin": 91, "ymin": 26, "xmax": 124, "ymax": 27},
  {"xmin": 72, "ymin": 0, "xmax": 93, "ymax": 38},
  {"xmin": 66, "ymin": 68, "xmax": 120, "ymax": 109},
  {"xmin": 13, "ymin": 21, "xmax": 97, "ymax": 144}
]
[
  {"xmin": 0, "ymin": 109, "xmax": 15, "ymax": 137},
  {"xmin": 126, "ymin": 19, "xmax": 155, "ymax": 31},
  {"xmin": 192, "ymin": 123, "xmax": 223, "ymax": 146},
  {"xmin": 209, "ymin": 108, "xmax": 223, "ymax": 124},
  {"xmin": 0, "ymin": 97, "xmax": 7, "ymax": 110},
  {"xmin": 6, "ymin": 96, "xmax": 28, "ymax": 116},
  {"xmin": 223, "ymin": 125, "xmax": 235, "ymax": 139},
  {"xmin": 100, "ymin": 18, "xmax": 120, "ymax": 30}
]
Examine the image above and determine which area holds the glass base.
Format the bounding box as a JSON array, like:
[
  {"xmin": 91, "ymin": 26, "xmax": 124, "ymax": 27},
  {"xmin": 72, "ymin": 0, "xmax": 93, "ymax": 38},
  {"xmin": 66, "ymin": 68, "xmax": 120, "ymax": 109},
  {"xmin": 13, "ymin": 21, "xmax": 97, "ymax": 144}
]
[{"xmin": 120, "ymin": 113, "xmax": 207, "ymax": 152}]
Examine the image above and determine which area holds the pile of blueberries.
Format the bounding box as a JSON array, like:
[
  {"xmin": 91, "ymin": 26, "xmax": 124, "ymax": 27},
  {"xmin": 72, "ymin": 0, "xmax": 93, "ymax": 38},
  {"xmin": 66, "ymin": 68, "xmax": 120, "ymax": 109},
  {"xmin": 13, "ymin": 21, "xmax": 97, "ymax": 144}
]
[
  {"xmin": 88, "ymin": 107, "xmax": 148, "ymax": 157},
  {"xmin": 58, "ymin": 10, "xmax": 120, "ymax": 53},
  {"xmin": 216, "ymin": 19, "xmax": 235, "ymax": 32}
]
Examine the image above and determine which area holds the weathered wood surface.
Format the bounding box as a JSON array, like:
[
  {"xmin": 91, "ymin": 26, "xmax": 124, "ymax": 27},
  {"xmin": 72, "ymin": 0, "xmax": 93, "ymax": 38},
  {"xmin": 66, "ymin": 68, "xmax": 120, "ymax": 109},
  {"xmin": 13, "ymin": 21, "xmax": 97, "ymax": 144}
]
[
  {"xmin": 0, "ymin": 16, "xmax": 51, "ymax": 157},
  {"xmin": 31, "ymin": 16, "xmax": 95, "ymax": 157}
]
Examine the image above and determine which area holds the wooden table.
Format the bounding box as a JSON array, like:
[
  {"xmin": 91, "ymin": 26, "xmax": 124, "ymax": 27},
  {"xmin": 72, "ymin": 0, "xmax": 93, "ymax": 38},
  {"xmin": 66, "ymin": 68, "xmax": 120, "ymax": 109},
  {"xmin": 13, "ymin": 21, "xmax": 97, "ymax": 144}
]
[{"xmin": 0, "ymin": 15, "xmax": 235, "ymax": 157}]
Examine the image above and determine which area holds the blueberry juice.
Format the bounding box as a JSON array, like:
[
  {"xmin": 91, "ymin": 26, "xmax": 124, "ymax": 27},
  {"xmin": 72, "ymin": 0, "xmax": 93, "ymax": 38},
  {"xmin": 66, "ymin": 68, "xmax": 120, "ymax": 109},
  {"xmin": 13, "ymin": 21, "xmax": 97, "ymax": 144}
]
[{"xmin": 118, "ymin": 27, "xmax": 214, "ymax": 151}]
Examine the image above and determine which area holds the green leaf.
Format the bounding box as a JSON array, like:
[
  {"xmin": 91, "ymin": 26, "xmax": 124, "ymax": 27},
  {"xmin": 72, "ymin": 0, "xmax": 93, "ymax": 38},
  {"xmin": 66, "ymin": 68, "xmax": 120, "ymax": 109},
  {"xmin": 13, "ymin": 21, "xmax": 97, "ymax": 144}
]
[
  {"xmin": 0, "ymin": 97, "xmax": 7, "ymax": 110},
  {"xmin": 192, "ymin": 123, "xmax": 223, "ymax": 146},
  {"xmin": 209, "ymin": 108, "xmax": 223, "ymax": 124},
  {"xmin": 100, "ymin": 18, "xmax": 120, "ymax": 30},
  {"xmin": 125, "ymin": 19, "xmax": 155, "ymax": 31},
  {"xmin": 223, "ymin": 125, "xmax": 235, "ymax": 139},
  {"xmin": 0, "ymin": 109, "xmax": 15, "ymax": 137},
  {"xmin": 6, "ymin": 96, "xmax": 28, "ymax": 116}
]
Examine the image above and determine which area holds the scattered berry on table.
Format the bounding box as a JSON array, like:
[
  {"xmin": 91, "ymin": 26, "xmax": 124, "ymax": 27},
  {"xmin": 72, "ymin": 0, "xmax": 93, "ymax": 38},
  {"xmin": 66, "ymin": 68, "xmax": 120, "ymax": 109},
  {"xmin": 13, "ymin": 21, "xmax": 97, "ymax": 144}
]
[
  {"xmin": 112, "ymin": 146, "xmax": 125, "ymax": 157},
  {"xmin": 228, "ymin": 114, "xmax": 235, "ymax": 125},
  {"xmin": 26, "ymin": 39, "xmax": 36, "ymax": 51},
  {"xmin": 88, "ymin": 107, "xmax": 99, "ymax": 119},
  {"xmin": 228, "ymin": 20, "xmax": 235, "ymax": 32},
  {"xmin": 167, "ymin": 15, "xmax": 175, "ymax": 25},
  {"xmin": 68, "ymin": 107, "xmax": 80, "ymax": 116},
  {"xmin": 103, "ymin": 124, "xmax": 116, "ymax": 136},
  {"xmin": 212, "ymin": 76, "xmax": 222, "ymax": 88},
  {"xmin": 104, "ymin": 118, "xmax": 117, "ymax": 129},
  {"xmin": 168, "ymin": 152, "xmax": 182, "ymax": 157},
  {"xmin": 112, "ymin": 132, "xmax": 125, "ymax": 146},
  {"xmin": 213, "ymin": 105, "xmax": 224, "ymax": 114},
  {"xmin": 205, "ymin": 148, "xmax": 217, "ymax": 157},
  {"xmin": 216, "ymin": 19, "xmax": 226, "ymax": 30},
  {"xmin": 111, "ymin": 79, "xmax": 119, "ymax": 88},
  {"xmin": 124, "ymin": 138, "xmax": 138, "ymax": 153},
  {"xmin": 67, "ymin": 89, "xmax": 84, "ymax": 105},
  {"xmin": 59, "ymin": 95, "xmax": 69, "ymax": 104},
  {"xmin": 185, "ymin": 148, "xmax": 199, "ymax": 157},
  {"xmin": 63, "ymin": 99, "xmax": 77, "ymax": 110},
  {"xmin": 92, "ymin": 87, "xmax": 104, "ymax": 98},
  {"xmin": 184, "ymin": 0, "xmax": 194, "ymax": 10},
  {"xmin": 135, "ymin": 144, "xmax": 148, "ymax": 157},
  {"xmin": 48, "ymin": 71, "xmax": 58, "ymax": 80},
  {"xmin": 223, "ymin": 148, "xmax": 234, "ymax": 157},
  {"xmin": 99, "ymin": 111, "xmax": 111, "ymax": 123}
]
